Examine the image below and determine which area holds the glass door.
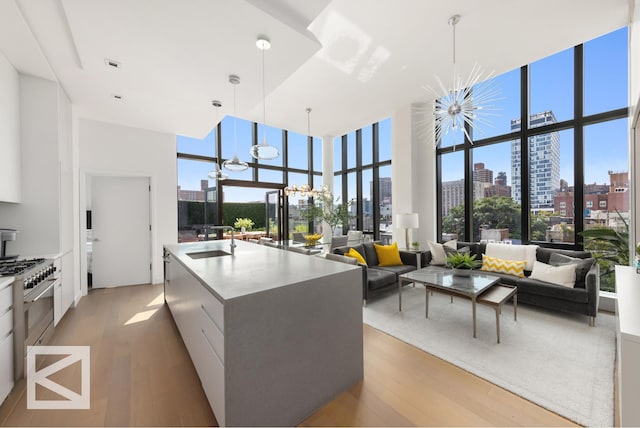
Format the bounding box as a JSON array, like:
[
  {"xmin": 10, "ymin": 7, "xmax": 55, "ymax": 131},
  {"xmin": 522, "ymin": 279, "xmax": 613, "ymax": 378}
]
[{"xmin": 265, "ymin": 190, "xmax": 282, "ymax": 240}]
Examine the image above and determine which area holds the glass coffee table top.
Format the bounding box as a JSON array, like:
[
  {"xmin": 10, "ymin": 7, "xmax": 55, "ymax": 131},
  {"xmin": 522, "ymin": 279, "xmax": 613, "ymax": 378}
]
[{"xmin": 400, "ymin": 266, "xmax": 499, "ymax": 296}]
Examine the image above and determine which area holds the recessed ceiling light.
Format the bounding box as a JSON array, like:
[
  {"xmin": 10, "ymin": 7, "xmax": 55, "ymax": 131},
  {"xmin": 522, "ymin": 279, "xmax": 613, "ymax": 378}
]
[
  {"xmin": 104, "ymin": 58, "xmax": 121, "ymax": 69},
  {"xmin": 112, "ymin": 94, "xmax": 123, "ymax": 100},
  {"xmin": 212, "ymin": 100, "xmax": 222, "ymax": 107}
]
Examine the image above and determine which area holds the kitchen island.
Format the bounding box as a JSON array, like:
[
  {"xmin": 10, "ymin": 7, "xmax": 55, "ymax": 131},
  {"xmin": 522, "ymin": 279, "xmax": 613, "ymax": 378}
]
[{"xmin": 163, "ymin": 240, "xmax": 363, "ymax": 427}]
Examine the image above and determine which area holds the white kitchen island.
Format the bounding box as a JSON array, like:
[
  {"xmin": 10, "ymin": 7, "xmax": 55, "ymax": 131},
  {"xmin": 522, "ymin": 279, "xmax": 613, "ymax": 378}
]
[{"xmin": 163, "ymin": 240, "xmax": 364, "ymax": 427}]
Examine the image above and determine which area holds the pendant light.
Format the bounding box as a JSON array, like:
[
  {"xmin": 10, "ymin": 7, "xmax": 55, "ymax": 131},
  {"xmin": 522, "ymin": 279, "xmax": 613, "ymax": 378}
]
[
  {"xmin": 223, "ymin": 74, "xmax": 249, "ymax": 172},
  {"xmin": 424, "ymin": 14, "xmax": 501, "ymax": 148},
  {"xmin": 250, "ymin": 36, "xmax": 280, "ymax": 160},
  {"xmin": 208, "ymin": 100, "xmax": 228, "ymax": 180}
]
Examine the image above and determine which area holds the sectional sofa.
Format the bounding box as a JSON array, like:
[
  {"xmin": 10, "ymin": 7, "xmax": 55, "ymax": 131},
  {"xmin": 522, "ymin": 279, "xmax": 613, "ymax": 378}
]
[{"xmin": 422, "ymin": 241, "xmax": 600, "ymax": 325}]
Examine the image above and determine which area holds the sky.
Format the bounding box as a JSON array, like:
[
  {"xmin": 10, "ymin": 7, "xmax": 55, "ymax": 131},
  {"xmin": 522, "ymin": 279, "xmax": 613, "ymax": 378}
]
[
  {"xmin": 177, "ymin": 26, "xmax": 628, "ymax": 202},
  {"xmin": 440, "ymin": 26, "xmax": 629, "ymax": 186}
]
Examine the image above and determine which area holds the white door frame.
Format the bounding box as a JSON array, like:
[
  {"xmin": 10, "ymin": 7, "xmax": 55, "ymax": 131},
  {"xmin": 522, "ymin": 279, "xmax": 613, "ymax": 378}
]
[{"xmin": 78, "ymin": 169, "xmax": 157, "ymax": 297}]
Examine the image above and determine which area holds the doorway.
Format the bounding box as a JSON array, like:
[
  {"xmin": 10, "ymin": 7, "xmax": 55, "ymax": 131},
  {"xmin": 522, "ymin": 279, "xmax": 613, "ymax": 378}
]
[
  {"xmin": 90, "ymin": 176, "xmax": 151, "ymax": 288},
  {"xmin": 218, "ymin": 180, "xmax": 284, "ymax": 240}
]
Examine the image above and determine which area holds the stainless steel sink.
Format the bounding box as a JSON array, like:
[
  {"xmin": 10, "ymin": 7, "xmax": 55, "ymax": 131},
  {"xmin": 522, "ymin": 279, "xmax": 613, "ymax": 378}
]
[{"xmin": 186, "ymin": 250, "xmax": 232, "ymax": 259}]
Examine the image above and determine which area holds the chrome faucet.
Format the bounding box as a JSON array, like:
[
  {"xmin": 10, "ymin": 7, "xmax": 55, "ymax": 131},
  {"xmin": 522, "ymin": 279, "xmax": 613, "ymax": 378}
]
[{"xmin": 206, "ymin": 225, "xmax": 236, "ymax": 255}]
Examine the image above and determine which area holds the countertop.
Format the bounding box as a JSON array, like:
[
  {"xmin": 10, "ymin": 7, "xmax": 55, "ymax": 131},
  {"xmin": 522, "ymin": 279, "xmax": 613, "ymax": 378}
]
[{"xmin": 164, "ymin": 240, "xmax": 360, "ymax": 302}]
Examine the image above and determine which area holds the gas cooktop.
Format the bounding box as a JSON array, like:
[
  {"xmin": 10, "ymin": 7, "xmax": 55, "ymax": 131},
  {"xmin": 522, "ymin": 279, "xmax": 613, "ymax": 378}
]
[{"xmin": 0, "ymin": 258, "xmax": 46, "ymax": 277}]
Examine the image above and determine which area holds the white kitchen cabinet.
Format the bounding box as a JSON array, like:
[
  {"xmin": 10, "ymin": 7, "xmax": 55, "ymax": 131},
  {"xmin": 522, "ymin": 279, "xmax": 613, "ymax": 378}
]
[
  {"xmin": 615, "ymin": 266, "xmax": 640, "ymax": 427},
  {"xmin": 53, "ymin": 253, "xmax": 74, "ymax": 326},
  {"xmin": 165, "ymin": 254, "xmax": 225, "ymax": 425},
  {"xmin": 0, "ymin": 278, "xmax": 14, "ymax": 404}
]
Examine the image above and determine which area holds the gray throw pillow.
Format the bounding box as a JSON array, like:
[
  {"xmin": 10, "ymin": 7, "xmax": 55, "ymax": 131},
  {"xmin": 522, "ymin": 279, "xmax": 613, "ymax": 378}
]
[{"xmin": 548, "ymin": 253, "xmax": 596, "ymax": 289}]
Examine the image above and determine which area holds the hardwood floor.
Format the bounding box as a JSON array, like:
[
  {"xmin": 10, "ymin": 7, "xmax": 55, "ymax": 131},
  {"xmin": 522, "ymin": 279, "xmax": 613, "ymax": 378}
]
[{"xmin": 0, "ymin": 283, "xmax": 576, "ymax": 427}]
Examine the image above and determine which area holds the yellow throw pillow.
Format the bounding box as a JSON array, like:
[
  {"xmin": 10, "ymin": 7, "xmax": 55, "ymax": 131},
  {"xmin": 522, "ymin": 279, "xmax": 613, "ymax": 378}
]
[
  {"xmin": 480, "ymin": 254, "xmax": 526, "ymax": 278},
  {"xmin": 345, "ymin": 248, "xmax": 367, "ymax": 265},
  {"xmin": 374, "ymin": 242, "xmax": 403, "ymax": 267}
]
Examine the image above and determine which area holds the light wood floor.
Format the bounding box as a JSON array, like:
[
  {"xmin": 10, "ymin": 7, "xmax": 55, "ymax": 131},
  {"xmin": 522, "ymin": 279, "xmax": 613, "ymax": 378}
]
[{"xmin": 0, "ymin": 283, "xmax": 577, "ymax": 427}]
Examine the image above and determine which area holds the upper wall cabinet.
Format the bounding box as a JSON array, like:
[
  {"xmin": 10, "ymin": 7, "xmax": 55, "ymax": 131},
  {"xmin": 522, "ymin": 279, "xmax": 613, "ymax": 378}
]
[{"xmin": 0, "ymin": 53, "xmax": 21, "ymax": 203}]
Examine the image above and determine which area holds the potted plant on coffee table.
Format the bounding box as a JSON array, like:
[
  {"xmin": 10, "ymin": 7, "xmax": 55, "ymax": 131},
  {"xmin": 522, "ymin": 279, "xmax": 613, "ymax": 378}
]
[{"xmin": 446, "ymin": 252, "xmax": 481, "ymax": 277}]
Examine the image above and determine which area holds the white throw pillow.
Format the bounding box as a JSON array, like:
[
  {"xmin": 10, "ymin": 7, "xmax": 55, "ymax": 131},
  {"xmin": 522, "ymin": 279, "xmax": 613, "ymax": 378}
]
[
  {"xmin": 428, "ymin": 241, "xmax": 447, "ymax": 266},
  {"xmin": 485, "ymin": 243, "xmax": 538, "ymax": 271},
  {"xmin": 443, "ymin": 239, "xmax": 457, "ymax": 250},
  {"xmin": 529, "ymin": 261, "xmax": 576, "ymax": 288}
]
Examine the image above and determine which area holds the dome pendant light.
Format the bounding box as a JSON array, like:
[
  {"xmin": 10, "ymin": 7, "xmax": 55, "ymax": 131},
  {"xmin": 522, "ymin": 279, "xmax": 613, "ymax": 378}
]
[
  {"xmin": 223, "ymin": 74, "xmax": 250, "ymax": 172},
  {"xmin": 208, "ymin": 100, "xmax": 228, "ymax": 180},
  {"xmin": 250, "ymin": 36, "xmax": 280, "ymax": 160}
]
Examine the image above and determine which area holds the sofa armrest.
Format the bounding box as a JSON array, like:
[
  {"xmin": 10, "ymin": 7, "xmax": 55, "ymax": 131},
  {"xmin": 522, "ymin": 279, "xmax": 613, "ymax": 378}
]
[
  {"xmin": 399, "ymin": 250, "xmax": 418, "ymax": 267},
  {"xmin": 585, "ymin": 264, "xmax": 600, "ymax": 317}
]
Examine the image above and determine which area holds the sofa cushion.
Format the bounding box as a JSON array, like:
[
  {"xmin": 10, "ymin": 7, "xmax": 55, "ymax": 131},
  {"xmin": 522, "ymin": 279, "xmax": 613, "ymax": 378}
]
[
  {"xmin": 480, "ymin": 254, "xmax": 526, "ymax": 278},
  {"xmin": 516, "ymin": 278, "xmax": 589, "ymax": 303},
  {"xmin": 529, "ymin": 261, "xmax": 576, "ymax": 288},
  {"xmin": 375, "ymin": 242, "xmax": 403, "ymax": 266},
  {"xmin": 366, "ymin": 268, "xmax": 397, "ymax": 290},
  {"xmin": 486, "ymin": 243, "xmax": 538, "ymax": 271},
  {"xmin": 477, "ymin": 270, "xmax": 519, "ymax": 286},
  {"xmin": 375, "ymin": 264, "xmax": 416, "ymax": 276},
  {"xmin": 345, "ymin": 247, "xmax": 367, "ymax": 265},
  {"xmin": 536, "ymin": 247, "xmax": 592, "ymax": 264},
  {"xmin": 548, "ymin": 253, "xmax": 596, "ymax": 289},
  {"xmin": 358, "ymin": 242, "xmax": 378, "ymax": 266}
]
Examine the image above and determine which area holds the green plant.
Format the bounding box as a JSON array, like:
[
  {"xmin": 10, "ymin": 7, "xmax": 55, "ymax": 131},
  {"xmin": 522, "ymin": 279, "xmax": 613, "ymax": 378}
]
[
  {"xmin": 412, "ymin": 241, "xmax": 420, "ymax": 248},
  {"xmin": 446, "ymin": 252, "xmax": 481, "ymax": 270},
  {"xmin": 233, "ymin": 217, "xmax": 254, "ymax": 231},
  {"xmin": 579, "ymin": 210, "xmax": 629, "ymax": 292}
]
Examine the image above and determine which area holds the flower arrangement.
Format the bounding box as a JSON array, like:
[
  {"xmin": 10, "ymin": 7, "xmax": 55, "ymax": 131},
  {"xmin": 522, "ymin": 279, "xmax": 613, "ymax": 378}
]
[{"xmin": 234, "ymin": 218, "xmax": 254, "ymax": 232}]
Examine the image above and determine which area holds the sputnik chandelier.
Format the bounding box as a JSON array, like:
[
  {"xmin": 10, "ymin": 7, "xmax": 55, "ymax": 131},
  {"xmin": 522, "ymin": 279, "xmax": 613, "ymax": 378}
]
[
  {"xmin": 284, "ymin": 184, "xmax": 330, "ymax": 198},
  {"xmin": 423, "ymin": 14, "xmax": 501, "ymax": 148}
]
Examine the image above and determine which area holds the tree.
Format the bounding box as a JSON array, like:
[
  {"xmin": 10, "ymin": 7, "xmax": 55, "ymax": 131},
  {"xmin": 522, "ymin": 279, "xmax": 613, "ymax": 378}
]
[
  {"xmin": 300, "ymin": 190, "xmax": 353, "ymax": 235},
  {"xmin": 442, "ymin": 197, "xmax": 521, "ymax": 241},
  {"xmin": 442, "ymin": 204, "xmax": 465, "ymax": 238}
]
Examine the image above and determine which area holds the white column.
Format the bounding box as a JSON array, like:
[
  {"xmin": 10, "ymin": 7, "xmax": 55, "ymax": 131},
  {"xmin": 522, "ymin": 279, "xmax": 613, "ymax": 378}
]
[
  {"xmin": 321, "ymin": 135, "xmax": 334, "ymax": 235},
  {"xmin": 391, "ymin": 102, "xmax": 436, "ymax": 247}
]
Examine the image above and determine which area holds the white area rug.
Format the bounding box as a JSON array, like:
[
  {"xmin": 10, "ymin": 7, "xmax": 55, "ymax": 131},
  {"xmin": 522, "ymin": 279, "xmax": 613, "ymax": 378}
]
[{"xmin": 362, "ymin": 286, "xmax": 616, "ymax": 427}]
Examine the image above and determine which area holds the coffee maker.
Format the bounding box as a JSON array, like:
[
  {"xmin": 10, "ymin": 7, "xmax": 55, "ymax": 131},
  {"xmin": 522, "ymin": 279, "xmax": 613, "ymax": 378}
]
[{"xmin": 0, "ymin": 229, "xmax": 18, "ymax": 260}]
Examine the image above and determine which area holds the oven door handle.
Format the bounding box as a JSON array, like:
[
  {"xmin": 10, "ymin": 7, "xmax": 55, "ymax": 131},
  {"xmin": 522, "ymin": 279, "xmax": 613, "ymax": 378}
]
[{"xmin": 28, "ymin": 279, "xmax": 57, "ymax": 303}]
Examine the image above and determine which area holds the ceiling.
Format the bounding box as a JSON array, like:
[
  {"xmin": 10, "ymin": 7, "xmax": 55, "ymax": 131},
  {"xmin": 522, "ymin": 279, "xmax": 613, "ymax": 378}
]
[{"xmin": 0, "ymin": 0, "xmax": 631, "ymax": 140}]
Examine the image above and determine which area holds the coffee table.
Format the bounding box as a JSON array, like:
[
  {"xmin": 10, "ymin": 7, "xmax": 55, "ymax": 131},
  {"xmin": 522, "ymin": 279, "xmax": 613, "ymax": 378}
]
[{"xmin": 398, "ymin": 266, "xmax": 502, "ymax": 338}]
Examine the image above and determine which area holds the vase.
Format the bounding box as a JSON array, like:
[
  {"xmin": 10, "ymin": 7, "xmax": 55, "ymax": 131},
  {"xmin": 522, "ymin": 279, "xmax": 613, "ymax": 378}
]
[{"xmin": 451, "ymin": 268, "xmax": 472, "ymax": 277}]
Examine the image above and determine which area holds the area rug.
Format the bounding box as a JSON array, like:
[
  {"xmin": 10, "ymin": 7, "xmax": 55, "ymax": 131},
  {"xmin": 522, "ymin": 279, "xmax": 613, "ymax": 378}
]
[{"xmin": 362, "ymin": 286, "xmax": 616, "ymax": 427}]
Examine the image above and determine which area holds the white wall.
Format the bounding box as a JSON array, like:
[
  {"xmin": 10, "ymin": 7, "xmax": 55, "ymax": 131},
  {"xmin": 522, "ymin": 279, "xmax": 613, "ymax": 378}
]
[
  {"xmin": 78, "ymin": 119, "xmax": 177, "ymax": 285},
  {"xmin": 0, "ymin": 75, "xmax": 60, "ymax": 256},
  {"xmin": 0, "ymin": 52, "xmax": 20, "ymax": 203}
]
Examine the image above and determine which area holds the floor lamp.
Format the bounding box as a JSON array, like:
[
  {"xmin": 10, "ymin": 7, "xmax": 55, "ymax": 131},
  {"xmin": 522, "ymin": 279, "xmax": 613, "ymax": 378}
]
[{"xmin": 396, "ymin": 213, "xmax": 419, "ymax": 250}]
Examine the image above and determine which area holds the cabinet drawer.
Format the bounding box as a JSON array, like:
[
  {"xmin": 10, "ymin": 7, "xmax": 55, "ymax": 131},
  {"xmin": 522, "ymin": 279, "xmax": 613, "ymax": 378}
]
[
  {"xmin": 200, "ymin": 292, "xmax": 224, "ymax": 333},
  {"xmin": 0, "ymin": 332, "xmax": 14, "ymax": 404},
  {"xmin": 199, "ymin": 329, "xmax": 225, "ymax": 426},
  {"xmin": 0, "ymin": 308, "xmax": 12, "ymax": 338},
  {"xmin": 0, "ymin": 284, "xmax": 12, "ymax": 311},
  {"xmin": 200, "ymin": 306, "xmax": 224, "ymax": 364}
]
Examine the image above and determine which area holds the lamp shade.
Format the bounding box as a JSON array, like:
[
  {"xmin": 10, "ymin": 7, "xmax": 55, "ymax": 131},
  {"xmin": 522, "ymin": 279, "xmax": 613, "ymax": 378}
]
[{"xmin": 396, "ymin": 213, "xmax": 419, "ymax": 229}]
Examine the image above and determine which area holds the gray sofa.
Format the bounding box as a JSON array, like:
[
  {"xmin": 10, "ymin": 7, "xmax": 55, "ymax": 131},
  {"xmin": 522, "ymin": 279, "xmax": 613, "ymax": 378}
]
[
  {"xmin": 420, "ymin": 241, "xmax": 600, "ymax": 325},
  {"xmin": 332, "ymin": 242, "xmax": 418, "ymax": 304}
]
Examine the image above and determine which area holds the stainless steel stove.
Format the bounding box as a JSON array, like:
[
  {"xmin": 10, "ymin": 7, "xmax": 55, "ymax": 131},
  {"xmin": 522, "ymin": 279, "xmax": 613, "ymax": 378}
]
[{"xmin": 0, "ymin": 258, "xmax": 57, "ymax": 380}]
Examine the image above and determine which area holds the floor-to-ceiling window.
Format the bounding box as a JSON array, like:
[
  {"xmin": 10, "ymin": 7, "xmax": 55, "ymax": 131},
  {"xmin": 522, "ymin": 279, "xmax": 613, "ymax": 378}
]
[
  {"xmin": 436, "ymin": 27, "xmax": 628, "ymax": 291},
  {"xmin": 176, "ymin": 116, "xmax": 322, "ymax": 242},
  {"xmin": 334, "ymin": 118, "xmax": 392, "ymax": 240}
]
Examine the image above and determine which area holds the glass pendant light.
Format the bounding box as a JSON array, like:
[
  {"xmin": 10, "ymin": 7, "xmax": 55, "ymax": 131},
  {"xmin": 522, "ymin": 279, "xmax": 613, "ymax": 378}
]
[
  {"xmin": 250, "ymin": 36, "xmax": 280, "ymax": 160},
  {"xmin": 207, "ymin": 100, "xmax": 228, "ymax": 180},
  {"xmin": 223, "ymin": 74, "xmax": 249, "ymax": 172}
]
